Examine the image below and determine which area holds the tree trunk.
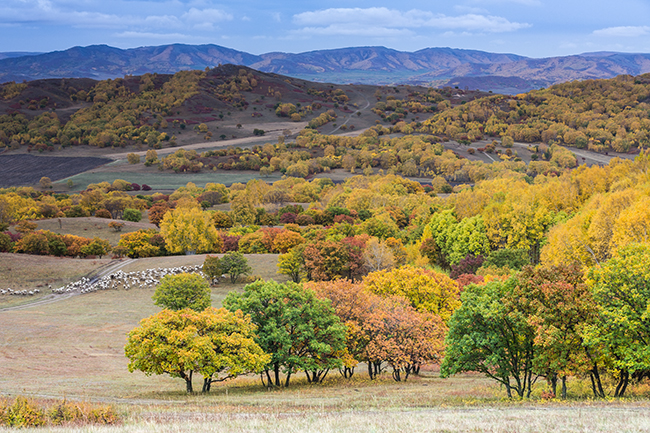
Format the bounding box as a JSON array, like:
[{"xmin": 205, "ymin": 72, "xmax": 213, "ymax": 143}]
[
  {"xmin": 274, "ymin": 364, "xmax": 281, "ymax": 387},
  {"xmin": 368, "ymin": 362, "xmax": 375, "ymax": 380},
  {"xmin": 284, "ymin": 370, "xmax": 292, "ymax": 387},
  {"xmin": 614, "ymin": 370, "xmax": 629, "ymax": 398},
  {"xmin": 340, "ymin": 366, "xmax": 355, "ymax": 379},
  {"xmin": 202, "ymin": 376, "xmax": 212, "ymax": 393},
  {"xmin": 548, "ymin": 372, "xmax": 558, "ymax": 398},
  {"xmin": 185, "ymin": 371, "xmax": 193, "ymax": 393},
  {"xmin": 590, "ymin": 364, "xmax": 605, "ymax": 398},
  {"xmin": 561, "ymin": 376, "xmax": 567, "ymax": 400}
]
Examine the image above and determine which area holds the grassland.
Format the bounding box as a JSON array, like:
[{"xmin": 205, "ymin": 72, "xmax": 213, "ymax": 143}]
[
  {"xmin": 24, "ymin": 217, "xmax": 157, "ymax": 246},
  {"xmin": 2, "ymin": 252, "xmax": 650, "ymax": 432}
]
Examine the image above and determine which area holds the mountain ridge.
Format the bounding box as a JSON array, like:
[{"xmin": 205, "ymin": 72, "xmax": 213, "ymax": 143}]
[{"xmin": 1, "ymin": 44, "xmax": 650, "ymax": 93}]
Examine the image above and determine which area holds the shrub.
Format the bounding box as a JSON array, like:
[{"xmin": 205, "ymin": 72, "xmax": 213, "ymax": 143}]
[
  {"xmin": 122, "ymin": 208, "xmax": 142, "ymax": 222},
  {"xmin": 0, "ymin": 232, "xmax": 13, "ymax": 252},
  {"xmin": 4, "ymin": 397, "xmax": 45, "ymax": 427},
  {"xmin": 280, "ymin": 212, "xmax": 297, "ymax": 224},
  {"xmin": 295, "ymin": 213, "xmax": 315, "ymax": 226},
  {"xmin": 141, "ymin": 184, "xmax": 152, "ymax": 191},
  {"xmin": 220, "ymin": 233, "xmax": 241, "ymax": 252},
  {"xmin": 95, "ymin": 209, "xmax": 112, "ymax": 219},
  {"xmin": 450, "ymin": 254, "xmax": 485, "ymax": 279}
]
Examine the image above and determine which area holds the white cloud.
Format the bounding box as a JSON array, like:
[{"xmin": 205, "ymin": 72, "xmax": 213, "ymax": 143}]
[
  {"xmin": 295, "ymin": 25, "xmax": 413, "ymax": 37},
  {"xmin": 181, "ymin": 8, "xmax": 233, "ymax": 24},
  {"xmin": 0, "ymin": 2, "xmax": 232, "ymax": 31},
  {"xmin": 114, "ymin": 31, "xmax": 192, "ymax": 40},
  {"xmin": 292, "ymin": 7, "xmax": 530, "ymax": 34},
  {"xmin": 593, "ymin": 26, "xmax": 650, "ymax": 37}
]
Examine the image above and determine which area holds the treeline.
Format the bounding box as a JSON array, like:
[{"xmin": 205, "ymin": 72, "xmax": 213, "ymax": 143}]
[{"xmin": 419, "ymin": 73, "xmax": 650, "ymax": 152}]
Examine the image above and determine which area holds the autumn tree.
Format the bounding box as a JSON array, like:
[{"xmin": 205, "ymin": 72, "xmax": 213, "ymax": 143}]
[
  {"xmin": 309, "ymin": 279, "xmax": 446, "ymax": 381},
  {"xmin": 364, "ymin": 265, "xmax": 460, "ymax": 322},
  {"xmin": 160, "ymin": 205, "xmax": 221, "ymax": 254},
  {"xmin": 224, "ymin": 280, "xmax": 346, "ymax": 386},
  {"xmin": 584, "ymin": 243, "xmax": 650, "ymax": 398},
  {"xmin": 125, "ymin": 308, "xmax": 269, "ymax": 393},
  {"xmin": 514, "ymin": 264, "xmax": 597, "ymax": 399},
  {"xmin": 152, "ymin": 273, "xmax": 211, "ymax": 312}
]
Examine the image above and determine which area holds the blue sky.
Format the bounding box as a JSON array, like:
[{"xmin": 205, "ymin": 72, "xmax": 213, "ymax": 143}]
[{"xmin": 1, "ymin": 0, "xmax": 649, "ymax": 57}]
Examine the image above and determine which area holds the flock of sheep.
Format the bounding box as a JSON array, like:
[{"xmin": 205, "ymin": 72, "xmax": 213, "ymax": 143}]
[
  {"xmin": 0, "ymin": 288, "xmax": 41, "ymax": 296},
  {"xmin": 0, "ymin": 265, "xmax": 204, "ymax": 297}
]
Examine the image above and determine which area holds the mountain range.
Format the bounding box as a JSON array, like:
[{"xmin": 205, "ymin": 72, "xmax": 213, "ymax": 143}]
[{"xmin": 1, "ymin": 44, "xmax": 650, "ymax": 93}]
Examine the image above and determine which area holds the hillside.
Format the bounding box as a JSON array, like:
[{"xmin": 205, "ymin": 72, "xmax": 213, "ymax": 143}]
[
  {"xmin": 0, "ymin": 64, "xmax": 489, "ymax": 160},
  {"xmin": 2, "ymin": 44, "xmax": 650, "ymax": 93}
]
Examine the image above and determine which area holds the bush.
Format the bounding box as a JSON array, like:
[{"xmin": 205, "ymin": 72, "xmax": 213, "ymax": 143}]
[
  {"xmin": 2, "ymin": 397, "xmax": 44, "ymax": 427},
  {"xmin": 122, "ymin": 208, "xmax": 142, "ymax": 222},
  {"xmin": 0, "ymin": 397, "xmax": 120, "ymax": 427},
  {"xmin": 0, "ymin": 232, "xmax": 13, "ymax": 252},
  {"xmin": 94, "ymin": 209, "xmax": 112, "ymax": 219},
  {"xmin": 295, "ymin": 213, "xmax": 315, "ymax": 226},
  {"xmin": 450, "ymin": 254, "xmax": 485, "ymax": 279}
]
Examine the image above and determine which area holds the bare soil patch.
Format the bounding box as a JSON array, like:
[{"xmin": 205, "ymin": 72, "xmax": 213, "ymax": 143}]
[{"xmin": 0, "ymin": 154, "xmax": 110, "ymax": 187}]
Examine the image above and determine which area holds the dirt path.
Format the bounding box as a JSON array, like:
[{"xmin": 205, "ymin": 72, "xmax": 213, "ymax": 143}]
[
  {"xmin": 329, "ymin": 88, "xmax": 371, "ymax": 134},
  {"xmin": 0, "ymin": 258, "xmax": 134, "ymax": 312},
  {"xmin": 107, "ymin": 122, "xmax": 308, "ymax": 160}
]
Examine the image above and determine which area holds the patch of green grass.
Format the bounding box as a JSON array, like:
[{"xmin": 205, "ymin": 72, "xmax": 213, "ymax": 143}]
[{"xmin": 55, "ymin": 171, "xmax": 284, "ymax": 192}]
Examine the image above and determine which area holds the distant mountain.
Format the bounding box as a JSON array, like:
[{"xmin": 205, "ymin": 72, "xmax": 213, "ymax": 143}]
[
  {"xmin": 2, "ymin": 44, "xmax": 650, "ymax": 93},
  {"xmin": 0, "ymin": 52, "xmax": 43, "ymax": 60}
]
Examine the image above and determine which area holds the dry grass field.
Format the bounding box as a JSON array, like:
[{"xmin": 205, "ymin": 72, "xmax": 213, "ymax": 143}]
[{"xmin": 26, "ymin": 217, "xmax": 158, "ymax": 246}]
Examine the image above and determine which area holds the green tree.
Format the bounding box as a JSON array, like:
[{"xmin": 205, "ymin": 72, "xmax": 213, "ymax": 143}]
[
  {"xmin": 584, "ymin": 243, "xmax": 650, "ymax": 398},
  {"xmin": 441, "ymin": 278, "xmax": 538, "ymax": 398},
  {"xmin": 202, "ymin": 255, "xmax": 222, "ymax": 285},
  {"xmin": 224, "ymin": 280, "xmax": 346, "ymax": 386},
  {"xmin": 125, "ymin": 308, "xmax": 269, "ymax": 393},
  {"xmin": 152, "ymin": 273, "xmax": 211, "ymax": 312},
  {"xmin": 219, "ymin": 251, "xmax": 252, "ymax": 284},
  {"xmin": 515, "ymin": 264, "xmax": 597, "ymax": 399}
]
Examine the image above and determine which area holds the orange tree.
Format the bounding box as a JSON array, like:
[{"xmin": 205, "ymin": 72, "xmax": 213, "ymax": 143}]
[{"xmin": 308, "ymin": 279, "xmax": 446, "ymax": 381}]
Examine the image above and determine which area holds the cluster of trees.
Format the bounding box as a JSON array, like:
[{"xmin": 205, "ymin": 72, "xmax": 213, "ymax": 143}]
[
  {"xmin": 420, "ymin": 74, "xmax": 650, "ymax": 152},
  {"xmin": 127, "ymin": 261, "xmax": 458, "ymax": 391},
  {"xmin": 444, "ymin": 246, "xmax": 650, "ymax": 399}
]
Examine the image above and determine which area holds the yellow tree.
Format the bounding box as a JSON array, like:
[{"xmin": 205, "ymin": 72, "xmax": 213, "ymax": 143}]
[
  {"xmin": 363, "ymin": 265, "xmax": 460, "ymax": 322},
  {"xmin": 160, "ymin": 205, "xmax": 221, "ymax": 254}
]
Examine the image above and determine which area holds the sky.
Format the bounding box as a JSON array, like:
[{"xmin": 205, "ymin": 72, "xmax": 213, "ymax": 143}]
[{"xmin": 1, "ymin": 0, "xmax": 650, "ymax": 58}]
